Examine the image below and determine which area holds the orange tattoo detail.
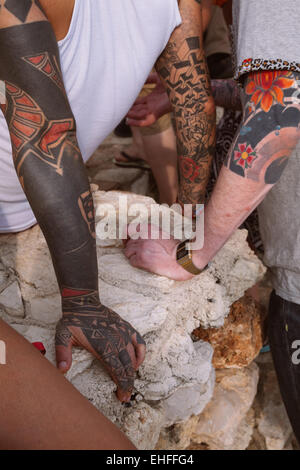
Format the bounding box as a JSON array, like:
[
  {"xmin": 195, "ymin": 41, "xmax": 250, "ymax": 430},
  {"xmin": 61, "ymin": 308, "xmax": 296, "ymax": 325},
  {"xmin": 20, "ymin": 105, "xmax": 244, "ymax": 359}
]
[{"xmin": 245, "ymin": 71, "xmax": 295, "ymax": 113}]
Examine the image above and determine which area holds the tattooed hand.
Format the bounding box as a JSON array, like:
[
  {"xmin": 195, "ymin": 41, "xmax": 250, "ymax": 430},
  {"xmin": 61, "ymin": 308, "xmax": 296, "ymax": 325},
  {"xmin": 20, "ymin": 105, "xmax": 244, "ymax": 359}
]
[
  {"xmin": 55, "ymin": 289, "xmax": 146, "ymax": 403},
  {"xmin": 0, "ymin": 4, "xmax": 147, "ymax": 403}
]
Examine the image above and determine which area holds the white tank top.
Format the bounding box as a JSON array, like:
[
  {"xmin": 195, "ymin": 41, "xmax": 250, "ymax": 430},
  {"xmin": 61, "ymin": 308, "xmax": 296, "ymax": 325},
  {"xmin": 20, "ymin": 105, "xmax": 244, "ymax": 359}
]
[{"xmin": 0, "ymin": 0, "xmax": 181, "ymax": 232}]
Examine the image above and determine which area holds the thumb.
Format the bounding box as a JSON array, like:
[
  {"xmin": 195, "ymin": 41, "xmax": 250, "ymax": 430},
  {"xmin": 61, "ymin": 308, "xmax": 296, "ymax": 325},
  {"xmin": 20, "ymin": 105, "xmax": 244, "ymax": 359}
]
[{"xmin": 55, "ymin": 322, "xmax": 73, "ymax": 373}]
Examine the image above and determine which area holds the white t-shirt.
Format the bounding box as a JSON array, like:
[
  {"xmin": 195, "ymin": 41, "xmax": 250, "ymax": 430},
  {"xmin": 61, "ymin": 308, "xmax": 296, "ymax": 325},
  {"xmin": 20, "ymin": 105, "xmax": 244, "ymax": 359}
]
[{"xmin": 0, "ymin": 0, "xmax": 181, "ymax": 232}]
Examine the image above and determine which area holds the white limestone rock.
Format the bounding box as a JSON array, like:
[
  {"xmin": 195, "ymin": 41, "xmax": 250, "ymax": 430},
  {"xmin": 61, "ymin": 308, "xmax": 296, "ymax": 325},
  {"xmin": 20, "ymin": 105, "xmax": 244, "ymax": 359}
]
[
  {"xmin": 70, "ymin": 363, "xmax": 125, "ymax": 425},
  {"xmin": 99, "ymin": 281, "xmax": 168, "ymax": 336},
  {"xmin": 0, "ymin": 191, "xmax": 266, "ymax": 449},
  {"xmin": 0, "ymin": 226, "xmax": 58, "ymax": 301},
  {"xmin": 0, "ymin": 262, "xmax": 9, "ymax": 292},
  {"xmin": 161, "ymin": 368, "xmax": 215, "ymax": 426},
  {"xmin": 191, "ymin": 363, "xmax": 259, "ymax": 450},
  {"xmin": 255, "ymin": 353, "xmax": 293, "ymax": 450},
  {"xmin": 122, "ymin": 402, "xmax": 165, "ymax": 450},
  {"xmin": 0, "ymin": 281, "xmax": 24, "ymax": 318},
  {"xmin": 27, "ymin": 294, "xmax": 62, "ymax": 324}
]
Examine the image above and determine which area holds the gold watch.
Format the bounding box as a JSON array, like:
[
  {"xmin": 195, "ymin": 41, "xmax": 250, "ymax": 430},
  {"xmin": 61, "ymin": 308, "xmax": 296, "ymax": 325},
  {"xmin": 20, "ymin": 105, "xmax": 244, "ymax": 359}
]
[{"xmin": 176, "ymin": 240, "xmax": 209, "ymax": 275}]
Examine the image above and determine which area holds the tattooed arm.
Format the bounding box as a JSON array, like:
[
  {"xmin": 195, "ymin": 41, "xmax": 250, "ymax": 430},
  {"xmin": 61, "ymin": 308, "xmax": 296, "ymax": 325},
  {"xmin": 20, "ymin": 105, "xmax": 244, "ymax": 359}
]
[
  {"xmin": 0, "ymin": 0, "xmax": 145, "ymax": 402},
  {"xmin": 155, "ymin": 0, "xmax": 216, "ymax": 206},
  {"xmin": 191, "ymin": 70, "xmax": 300, "ymax": 270},
  {"xmin": 125, "ymin": 70, "xmax": 300, "ymax": 280}
]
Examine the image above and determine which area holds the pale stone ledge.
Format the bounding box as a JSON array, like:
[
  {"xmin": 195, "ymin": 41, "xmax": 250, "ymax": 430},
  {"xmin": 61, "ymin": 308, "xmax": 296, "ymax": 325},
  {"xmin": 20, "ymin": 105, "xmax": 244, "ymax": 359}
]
[{"xmin": 0, "ymin": 191, "xmax": 266, "ymax": 449}]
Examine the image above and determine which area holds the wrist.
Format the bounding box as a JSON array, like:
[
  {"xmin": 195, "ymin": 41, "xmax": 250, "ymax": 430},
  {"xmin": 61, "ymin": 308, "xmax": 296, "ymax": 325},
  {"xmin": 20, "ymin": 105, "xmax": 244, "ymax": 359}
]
[
  {"xmin": 175, "ymin": 240, "xmax": 210, "ymax": 276},
  {"xmin": 191, "ymin": 248, "xmax": 211, "ymax": 271}
]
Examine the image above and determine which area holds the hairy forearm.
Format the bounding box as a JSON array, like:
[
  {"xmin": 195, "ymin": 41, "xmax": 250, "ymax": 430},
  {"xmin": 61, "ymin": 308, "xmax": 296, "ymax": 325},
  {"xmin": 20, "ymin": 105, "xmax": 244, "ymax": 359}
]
[
  {"xmin": 0, "ymin": 3, "xmax": 98, "ymax": 299},
  {"xmin": 193, "ymin": 167, "xmax": 270, "ymax": 267},
  {"xmin": 156, "ymin": 0, "xmax": 216, "ymax": 205},
  {"xmin": 211, "ymin": 79, "xmax": 242, "ymax": 110},
  {"xmin": 193, "ymin": 70, "xmax": 300, "ymax": 268}
]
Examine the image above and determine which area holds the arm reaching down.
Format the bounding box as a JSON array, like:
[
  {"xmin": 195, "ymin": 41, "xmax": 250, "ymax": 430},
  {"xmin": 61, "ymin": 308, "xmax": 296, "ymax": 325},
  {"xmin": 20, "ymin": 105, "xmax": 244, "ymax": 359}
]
[
  {"xmin": 125, "ymin": 70, "xmax": 300, "ymax": 279},
  {"xmin": 193, "ymin": 70, "xmax": 300, "ymax": 269},
  {"xmin": 0, "ymin": 0, "xmax": 145, "ymax": 402},
  {"xmin": 156, "ymin": 0, "xmax": 216, "ymax": 205}
]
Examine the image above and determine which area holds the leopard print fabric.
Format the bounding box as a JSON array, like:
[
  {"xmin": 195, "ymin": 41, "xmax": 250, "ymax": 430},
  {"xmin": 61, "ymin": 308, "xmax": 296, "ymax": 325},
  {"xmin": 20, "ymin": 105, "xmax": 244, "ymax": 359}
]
[{"xmin": 236, "ymin": 58, "xmax": 300, "ymax": 82}]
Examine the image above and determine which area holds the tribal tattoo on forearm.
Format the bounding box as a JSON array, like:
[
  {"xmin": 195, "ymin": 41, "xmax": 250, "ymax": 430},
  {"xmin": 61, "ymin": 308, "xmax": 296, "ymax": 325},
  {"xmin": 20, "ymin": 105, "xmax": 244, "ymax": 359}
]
[
  {"xmin": 0, "ymin": 1, "xmax": 145, "ymax": 389},
  {"xmin": 156, "ymin": 0, "xmax": 216, "ymax": 205},
  {"xmin": 1, "ymin": 0, "xmax": 45, "ymax": 22},
  {"xmin": 226, "ymin": 70, "xmax": 300, "ymax": 184}
]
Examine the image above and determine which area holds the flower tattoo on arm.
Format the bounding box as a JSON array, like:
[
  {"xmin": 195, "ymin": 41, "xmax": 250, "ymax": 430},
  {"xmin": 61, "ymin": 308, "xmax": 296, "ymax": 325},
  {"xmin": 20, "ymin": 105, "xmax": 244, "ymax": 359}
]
[{"xmin": 227, "ymin": 70, "xmax": 300, "ymax": 184}]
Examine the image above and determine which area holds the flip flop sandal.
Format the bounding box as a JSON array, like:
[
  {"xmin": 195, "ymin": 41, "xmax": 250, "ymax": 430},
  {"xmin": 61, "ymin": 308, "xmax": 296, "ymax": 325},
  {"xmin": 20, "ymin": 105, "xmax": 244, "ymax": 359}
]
[{"xmin": 113, "ymin": 151, "xmax": 151, "ymax": 170}]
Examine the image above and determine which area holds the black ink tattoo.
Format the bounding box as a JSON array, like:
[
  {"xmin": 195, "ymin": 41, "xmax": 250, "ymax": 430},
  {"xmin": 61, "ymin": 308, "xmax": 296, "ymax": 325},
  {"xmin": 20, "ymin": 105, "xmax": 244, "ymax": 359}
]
[
  {"xmin": 0, "ymin": 3, "xmax": 145, "ymax": 394},
  {"xmin": 157, "ymin": 0, "xmax": 215, "ymax": 205},
  {"xmin": 56, "ymin": 288, "xmax": 145, "ymax": 392},
  {"xmin": 3, "ymin": 0, "xmax": 45, "ymax": 23}
]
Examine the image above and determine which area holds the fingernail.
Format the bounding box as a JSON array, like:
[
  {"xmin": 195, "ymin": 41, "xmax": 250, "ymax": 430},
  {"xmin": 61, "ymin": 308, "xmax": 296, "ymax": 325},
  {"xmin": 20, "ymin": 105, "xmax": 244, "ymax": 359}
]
[{"xmin": 58, "ymin": 361, "xmax": 67, "ymax": 370}]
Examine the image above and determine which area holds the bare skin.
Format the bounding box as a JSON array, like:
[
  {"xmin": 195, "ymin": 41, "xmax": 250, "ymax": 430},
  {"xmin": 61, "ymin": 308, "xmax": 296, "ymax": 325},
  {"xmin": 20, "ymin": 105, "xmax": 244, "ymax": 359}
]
[
  {"xmin": 156, "ymin": 0, "xmax": 216, "ymax": 207},
  {"xmin": 0, "ymin": 319, "xmax": 135, "ymax": 450},
  {"xmin": 127, "ymin": 0, "xmax": 214, "ymax": 207},
  {"xmin": 39, "ymin": 0, "xmax": 75, "ymax": 41},
  {"xmin": 125, "ymin": 70, "xmax": 300, "ymax": 278},
  {"xmin": 142, "ymin": 127, "xmax": 179, "ymax": 205},
  {"xmin": 0, "ymin": 0, "xmax": 146, "ymax": 403}
]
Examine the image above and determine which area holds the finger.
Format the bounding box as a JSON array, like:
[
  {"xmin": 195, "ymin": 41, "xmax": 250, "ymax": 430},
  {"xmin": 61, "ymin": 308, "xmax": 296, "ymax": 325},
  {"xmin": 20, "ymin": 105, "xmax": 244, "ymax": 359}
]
[
  {"xmin": 131, "ymin": 96, "xmax": 148, "ymax": 106},
  {"xmin": 55, "ymin": 324, "xmax": 73, "ymax": 373},
  {"xmin": 115, "ymin": 346, "xmax": 135, "ymax": 402},
  {"xmin": 145, "ymin": 72, "xmax": 159, "ymax": 84},
  {"xmin": 128, "ymin": 254, "xmax": 144, "ymax": 270},
  {"xmin": 127, "ymin": 106, "xmax": 149, "ymax": 119},
  {"xmin": 119, "ymin": 345, "xmax": 137, "ymax": 373},
  {"xmin": 126, "ymin": 342, "xmax": 137, "ymax": 370},
  {"xmin": 126, "ymin": 117, "xmax": 156, "ymax": 127},
  {"xmin": 131, "ymin": 332, "xmax": 146, "ymax": 369},
  {"xmin": 102, "ymin": 350, "xmax": 134, "ymax": 403},
  {"xmin": 124, "ymin": 242, "xmax": 138, "ymax": 259}
]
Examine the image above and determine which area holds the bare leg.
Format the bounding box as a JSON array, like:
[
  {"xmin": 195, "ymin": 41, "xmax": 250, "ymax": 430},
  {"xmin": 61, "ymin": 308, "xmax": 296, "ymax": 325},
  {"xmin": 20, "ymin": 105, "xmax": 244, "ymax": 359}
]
[
  {"xmin": 142, "ymin": 126, "xmax": 178, "ymax": 205},
  {"xmin": 0, "ymin": 319, "xmax": 135, "ymax": 450}
]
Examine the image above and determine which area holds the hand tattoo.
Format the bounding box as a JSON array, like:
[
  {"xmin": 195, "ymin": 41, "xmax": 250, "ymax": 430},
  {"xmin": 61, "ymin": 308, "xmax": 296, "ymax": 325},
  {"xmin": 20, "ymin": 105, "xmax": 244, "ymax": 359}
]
[
  {"xmin": 0, "ymin": 1, "xmax": 146, "ymax": 391},
  {"xmin": 56, "ymin": 289, "xmax": 146, "ymax": 393}
]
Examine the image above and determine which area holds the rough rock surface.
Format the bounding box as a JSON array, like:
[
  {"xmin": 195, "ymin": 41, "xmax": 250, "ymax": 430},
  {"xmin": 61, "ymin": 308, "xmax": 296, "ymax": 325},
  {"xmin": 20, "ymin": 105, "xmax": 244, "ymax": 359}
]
[
  {"xmin": 191, "ymin": 363, "xmax": 259, "ymax": 450},
  {"xmin": 248, "ymin": 352, "xmax": 295, "ymax": 450},
  {"xmin": 157, "ymin": 363, "xmax": 259, "ymax": 450},
  {"xmin": 0, "ymin": 190, "xmax": 265, "ymax": 449},
  {"xmin": 193, "ymin": 295, "xmax": 265, "ymax": 369}
]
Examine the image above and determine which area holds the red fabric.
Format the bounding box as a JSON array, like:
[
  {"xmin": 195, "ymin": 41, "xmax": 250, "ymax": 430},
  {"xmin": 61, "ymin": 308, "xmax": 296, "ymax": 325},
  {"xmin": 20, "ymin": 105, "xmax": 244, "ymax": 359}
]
[
  {"xmin": 213, "ymin": 0, "xmax": 229, "ymax": 6},
  {"xmin": 32, "ymin": 342, "xmax": 46, "ymax": 355}
]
